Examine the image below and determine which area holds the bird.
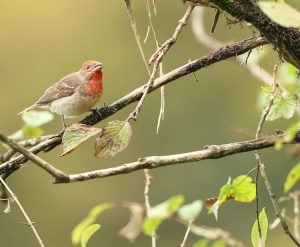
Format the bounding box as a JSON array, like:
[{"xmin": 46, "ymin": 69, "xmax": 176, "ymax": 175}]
[{"xmin": 19, "ymin": 60, "xmax": 103, "ymax": 128}]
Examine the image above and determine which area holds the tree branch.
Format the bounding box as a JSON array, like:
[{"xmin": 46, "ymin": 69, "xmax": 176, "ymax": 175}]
[
  {"xmin": 0, "ymin": 135, "xmax": 69, "ymax": 181},
  {"xmin": 189, "ymin": 0, "xmax": 300, "ymax": 69},
  {"xmin": 0, "ymin": 36, "xmax": 267, "ymax": 178},
  {"xmin": 55, "ymin": 133, "xmax": 292, "ymax": 183}
]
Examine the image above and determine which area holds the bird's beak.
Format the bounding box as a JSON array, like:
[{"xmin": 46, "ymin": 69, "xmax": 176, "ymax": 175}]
[{"xmin": 93, "ymin": 62, "xmax": 102, "ymax": 72}]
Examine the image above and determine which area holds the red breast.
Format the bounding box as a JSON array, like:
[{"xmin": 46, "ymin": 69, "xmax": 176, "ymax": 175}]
[{"xmin": 84, "ymin": 71, "xmax": 103, "ymax": 96}]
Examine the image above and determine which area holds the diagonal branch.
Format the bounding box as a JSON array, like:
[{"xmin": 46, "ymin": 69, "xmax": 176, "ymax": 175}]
[
  {"xmin": 0, "ymin": 135, "xmax": 69, "ymax": 182},
  {"xmin": 0, "ymin": 36, "xmax": 267, "ymax": 177},
  {"xmin": 189, "ymin": 0, "xmax": 300, "ymax": 69}
]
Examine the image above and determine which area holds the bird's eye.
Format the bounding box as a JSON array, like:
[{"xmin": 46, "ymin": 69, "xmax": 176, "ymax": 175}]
[{"xmin": 86, "ymin": 65, "xmax": 91, "ymax": 69}]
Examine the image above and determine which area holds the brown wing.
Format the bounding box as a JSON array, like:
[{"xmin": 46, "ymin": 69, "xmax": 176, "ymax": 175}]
[{"xmin": 36, "ymin": 72, "xmax": 84, "ymax": 105}]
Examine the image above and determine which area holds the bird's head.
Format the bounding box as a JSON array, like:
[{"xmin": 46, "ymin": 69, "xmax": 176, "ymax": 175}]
[{"xmin": 79, "ymin": 60, "xmax": 103, "ymax": 81}]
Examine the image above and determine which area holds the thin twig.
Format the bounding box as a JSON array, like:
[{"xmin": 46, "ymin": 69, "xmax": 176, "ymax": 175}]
[
  {"xmin": 124, "ymin": 0, "xmax": 151, "ymax": 75},
  {"xmin": 210, "ymin": 9, "xmax": 220, "ymax": 34},
  {"xmin": 145, "ymin": 0, "xmax": 165, "ymax": 133},
  {"xmin": 127, "ymin": 3, "xmax": 195, "ymax": 122},
  {"xmin": 254, "ymin": 65, "xmax": 278, "ymax": 243},
  {"xmin": 290, "ymin": 192, "xmax": 300, "ymax": 242},
  {"xmin": 149, "ymin": 4, "xmax": 195, "ymax": 64},
  {"xmin": 0, "ymin": 177, "xmax": 45, "ymax": 247},
  {"xmin": 144, "ymin": 169, "xmax": 156, "ymax": 247},
  {"xmin": 180, "ymin": 220, "xmax": 193, "ymax": 247},
  {"xmin": 253, "ymin": 65, "xmax": 300, "ymax": 246},
  {"xmin": 176, "ymin": 218, "xmax": 246, "ymax": 247},
  {"xmin": 126, "ymin": 62, "xmax": 160, "ymax": 121}
]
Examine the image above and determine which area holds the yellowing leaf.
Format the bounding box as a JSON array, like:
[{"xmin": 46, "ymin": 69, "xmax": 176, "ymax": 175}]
[
  {"xmin": 192, "ymin": 239, "xmax": 209, "ymax": 247},
  {"xmin": 143, "ymin": 217, "xmax": 162, "ymax": 236},
  {"xmin": 231, "ymin": 175, "xmax": 256, "ymax": 202},
  {"xmin": 211, "ymin": 240, "xmax": 226, "ymax": 247},
  {"xmin": 95, "ymin": 120, "xmax": 132, "ymax": 158},
  {"xmin": 218, "ymin": 184, "xmax": 232, "ymax": 205},
  {"xmin": 208, "ymin": 176, "xmax": 256, "ymax": 220},
  {"xmin": 284, "ymin": 162, "xmax": 300, "ymax": 192},
  {"xmin": 80, "ymin": 224, "xmax": 100, "ymax": 247},
  {"xmin": 258, "ymin": 2, "xmax": 300, "ymax": 28},
  {"xmin": 251, "ymin": 208, "xmax": 268, "ymax": 247},
  {"xmin": 60, "ymin": 123, "xmax": 101, "ymax": 157}
]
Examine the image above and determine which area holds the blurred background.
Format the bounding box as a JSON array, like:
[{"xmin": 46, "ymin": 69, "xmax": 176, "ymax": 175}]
[{"xmin": 1, "ymin": 0, "xmax": 300, "ymax": 246}]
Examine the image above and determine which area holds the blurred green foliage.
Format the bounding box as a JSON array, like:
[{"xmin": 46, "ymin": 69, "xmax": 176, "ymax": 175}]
[{"xmin": 0, "ymin": 1, "xmax": 300, "ymax": 247}]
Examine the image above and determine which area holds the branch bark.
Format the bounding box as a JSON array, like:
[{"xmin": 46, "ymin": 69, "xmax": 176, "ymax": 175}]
[{"xmin": 189, "ymin": 0, "xmax": 300, "ymax": 69}]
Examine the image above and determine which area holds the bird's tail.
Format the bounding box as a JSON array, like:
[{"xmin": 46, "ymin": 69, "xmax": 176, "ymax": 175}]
[{"xmin": 17, "ymin": 104, "xmax": 38, "ymax": 115}]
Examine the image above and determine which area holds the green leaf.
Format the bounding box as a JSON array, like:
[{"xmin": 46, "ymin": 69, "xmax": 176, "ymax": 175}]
[
  {"xmin": 22, "ymin": 125, "xmax": 44, "ymax": 139},
  {"xmin": 284, "ymin": 162, "xmax": 300, "ymax": 192},
  {"xmin": 218, "ymin": 184, "xmax": 232, "ymax": 205},
  {"xmin": 231, "ymin": 175, "xmax": 256, "ymax": 202},
  {"xmin": 150, "ymin": 195, "xmax": 184, "ymax": 218},
  {"xmin": 143, "ymin": 217, "xmax": 162, "ymax": 236},
  {"xmin": 80, "ymin": 224, "xmax": 100, "ymax": 247},
  {"xmin": 9, "ymin": 125, "xmax": 45, "ymax": 141},
  {"xmin": 211, "ymin": 240, "xmax": 226, "ymax": 247},
  {"xmin": 192, "ymin": 239, "xmax": 209, "ymax": 247},
  {"xmin": 251, "ymin": 208, "xmax": 268, "ymax": 247},
  {"xmin": 143, "ymin": 195, "xmax": 184, "ymax": 236},
  {"xmin": 284, "ymin": 122, "xmax": 300, "ymax": 142},
  {"xmin": 208, "ymin": 176, "xmax": 255, "ymax": 220},
  {"xmin": 60, "ymin": 123, "xmax": 101, "ymax": 157},
  {"xmin": 277, "ymin": 63, "xmax": 300, "ymax": 97},
  {"xmin": 72, "ymin": 203, "xmax": 113, "ymax": 245},
  {"xmin": 258, "ymin": 2, "xmax": 300, "ymax": 28},
  {"xmin": 274, "ymin": 139, "xmax": 283, "ymax": 151},
  {"xmin": 95, "ymin": 120, "xmax": 132, "ymax": 158},
  {"xmin": 21, "ymin": 110, "xmax": 54, "ymax": 127},
  {"xmin": 266, "ymin": 94, "xmax": 297, "ymax": 121},
  {"xmin": 178, "ymin": 200, "xmax": 203, "ymax": 221}
]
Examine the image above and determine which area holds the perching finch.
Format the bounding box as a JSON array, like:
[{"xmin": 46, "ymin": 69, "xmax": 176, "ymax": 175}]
[{"xmin": 19, "ymin": 60, "xmax": 103, "ymax": 128}]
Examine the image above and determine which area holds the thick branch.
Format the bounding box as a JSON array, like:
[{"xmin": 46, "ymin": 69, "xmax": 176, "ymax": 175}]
[
  {"xmin": 56, "ymin": 134, "xmax": 287, "ymax": 183},
  {"xmin": 189, "ymin": 0, "xmax": 300, "ymax": 69},
  {"xmin": 0, "ymin": 36, "xmax": 266, "ymax": 177}
]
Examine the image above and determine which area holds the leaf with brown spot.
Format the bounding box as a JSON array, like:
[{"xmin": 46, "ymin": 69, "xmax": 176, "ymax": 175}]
[
  {"xmin": 95, "ymin": 120, "xmax": 132, "ymax": 158},
  {"xmin": 60, "ymin": 123, "xmax": 102, "ymax": 157}
]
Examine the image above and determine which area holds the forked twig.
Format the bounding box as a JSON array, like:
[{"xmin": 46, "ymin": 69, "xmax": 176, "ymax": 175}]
[{"xmin": 127, "ymin": 3, "xmax": 195, "ymax": 122}]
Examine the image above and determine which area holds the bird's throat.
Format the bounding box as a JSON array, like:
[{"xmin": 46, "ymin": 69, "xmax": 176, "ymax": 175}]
[{"xmin": 85, "ymin": 72, "xmax": 103, "ymax": 96}]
